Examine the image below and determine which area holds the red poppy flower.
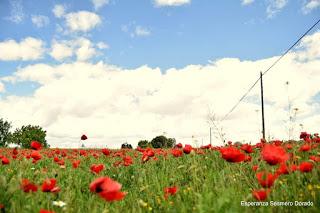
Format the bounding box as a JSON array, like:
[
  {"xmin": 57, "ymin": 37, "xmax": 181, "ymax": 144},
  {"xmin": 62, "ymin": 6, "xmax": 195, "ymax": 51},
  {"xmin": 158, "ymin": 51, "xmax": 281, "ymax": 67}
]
[
  {"xmin": 90, "ymin": 164, "xmax": 105, "ymax": 174},
  {"xmin": 261, "ymin": 144, "xmax": 289, "ymax": 165},
  {"xmin": 39, "ymin": 209, "xmax": 55, "ymax": 213},
  {"xmin": 299, "ymin": 144, "xmax": 311, "ymax": 152},
  {"xmin": 102, "ymin": 148, "xmax": 110, "ymax": 156},
  {"xmin": 256, "ymin": 171, "xmax": 278, "ymax": 188},
  {"xmin": 164, "ymin": 186, "xmax": 178, "ymax": 199},
  {"xmin": 252, "ymin": 165, "xmax": 258, "ymax": 171},
  {"xmin": 21, "ymin": 179, "xmax": 38, "ymax": 192},
  {"xmin": 183, "ymin": 145, "xmax": 192, "ymax": 154},
  {"xmin": 176, "ymin": 143, "xmax": 183, "ymax": 148},
  {"xmin": 0, "ymin": 204, "xmax": 4, "ymax": 209},
  {"xmin": 309, "ymin": 155, "xmax": 320, "ymax": 162},
  {"xmin": 81, "ymin": 134, "xmax": 88, "ymax": 140},
  {"xmin": 31, "ymin": 151, "xmax": 42, "ymax": 161},
  {"xmin": 299, "ymin": 162, "xmax": 313, "ymax": 173},
  {"xmin": 89, "ymin": 177, "xmax": 126, "ymax": 202},
  {"xmin": 41, "ymin": 178, "xmax": 60, "ymax": 193},
  {"xmin": 12, "ymin": 148, "xmax": 18, "ymax": 155},
  {"xmin": 72, "ymin": 160, "xmax": 81, "ymax": 168},
  {"xmin": 220, "ymin": 147, "xmax": 245, "ymax": 163},
  {"xmin": 252, "ymin": 189, "xmax": 270, "ymax": 201},
  {"xmin": 171, "ymin": 149, "xmax": 183, "ymax": 157},
  {"xmin": 30, "ymin": 141, "xmax": 42, "ymax": 150},
  {"xmin": 300, "ymin": 132, "xmax": 310, "ymax": 140},
  {"xmin": 276, "ymin": 163, "xmax": 289, "ymax": 175},
  {"xmin": 123, "ymin": 156, "xmax": 133, "ymax": 166},
  {"xmin": 1, "ymin": 156, "xmax": 10, "ymax": 165},
  {"xmin": 241, "ymin": 144, "xmax": 253, "ymax": 153}
]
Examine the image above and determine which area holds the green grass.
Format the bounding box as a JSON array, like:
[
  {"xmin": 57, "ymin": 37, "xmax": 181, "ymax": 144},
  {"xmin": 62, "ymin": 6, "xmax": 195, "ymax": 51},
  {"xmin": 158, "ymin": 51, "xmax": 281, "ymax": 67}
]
[{"xmin": 0, "ymin": 143, "xmax": 319, "ymax": 213}]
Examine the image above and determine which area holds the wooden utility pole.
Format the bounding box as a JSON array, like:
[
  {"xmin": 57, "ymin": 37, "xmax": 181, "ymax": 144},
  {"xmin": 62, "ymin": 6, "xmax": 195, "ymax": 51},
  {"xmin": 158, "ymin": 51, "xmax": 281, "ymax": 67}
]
[
  {"xmin": 260, "ymin": 72, "xmax": 266, "ymax": 139},
  {"xmin": 210, "ymin": 127, "xmax": 212, "ymax": 145}
]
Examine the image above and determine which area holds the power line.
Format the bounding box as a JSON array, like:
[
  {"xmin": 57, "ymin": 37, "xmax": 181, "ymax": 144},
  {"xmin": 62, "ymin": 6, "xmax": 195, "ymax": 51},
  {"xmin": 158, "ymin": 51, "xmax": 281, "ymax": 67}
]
[{"xmin": 221, "ymin": 17, "xmax": 320, "ymax": 121}]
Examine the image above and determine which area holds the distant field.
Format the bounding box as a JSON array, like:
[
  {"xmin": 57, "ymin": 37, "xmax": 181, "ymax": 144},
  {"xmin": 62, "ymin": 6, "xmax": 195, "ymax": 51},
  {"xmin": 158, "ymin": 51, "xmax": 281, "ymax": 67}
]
[{"xmin": 0, "ymin": 136, "xmax": 319, "ymax": 213}]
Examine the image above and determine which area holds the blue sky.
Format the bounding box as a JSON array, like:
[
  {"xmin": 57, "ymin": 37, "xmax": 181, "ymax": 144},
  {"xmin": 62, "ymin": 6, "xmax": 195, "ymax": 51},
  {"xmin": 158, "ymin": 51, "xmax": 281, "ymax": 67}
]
[
  {"xmin": 0, "ymin": 0, "xmax": 319, "ymax": 73},
  {"xmin": 0, "ymin": 0, "xmax": 319, "ymax": 147}
]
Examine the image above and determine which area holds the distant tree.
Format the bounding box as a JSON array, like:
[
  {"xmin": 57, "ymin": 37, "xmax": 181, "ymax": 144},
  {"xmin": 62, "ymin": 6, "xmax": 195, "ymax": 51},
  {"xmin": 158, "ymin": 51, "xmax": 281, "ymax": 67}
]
[
  {"xmin": 121, "ymin": 142, "xmax": 132, "ymax": 149},
  {"xmin": 150, "ymin": 135, "xmax": 167, "ymax": 148},
  {"xmin": 138, "ymin": 140, "xmax": 149, "ymax": 148},
  {"xmin": 0, "ymin": 118, "xmax": 12, "ymax": 147},
  {"xmin": 9, "ymin": 125, "xmax": 48, "ymax": 148},
  {"xmin": 166, "ymin": 138, "xmax": 176, "ymax": 148}
]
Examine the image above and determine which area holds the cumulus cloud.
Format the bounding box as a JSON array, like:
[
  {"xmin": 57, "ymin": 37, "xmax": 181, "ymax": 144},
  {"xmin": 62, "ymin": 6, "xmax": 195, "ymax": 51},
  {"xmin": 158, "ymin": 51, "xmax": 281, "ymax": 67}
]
[
  {"xmin": 154, "ymin": 0, "xmax": 190, "ymax": 7},
  {"xmin": 52, "ymin": 4, "xmax": 66, "ymax": 18},
  {"xmin": 49, "ymin": 38, "xmax": 98, "ymax": 61},
  {"xmin": 50, "ymin": 40, "xmax": 74, "ymax": 61},
  {"xmin": 6, "ymin": 0, "xmax": 25, "ymax": 23},
  {"xmin": 65, "ymin": 11, "xmax": 101, "ymax": 32},
  {"xmin": 302, "ymin": 0, "xmax": 320, "ymax": 13},
  {"xmin": 242, "ymin": 0, "xmax": 255, "ymax": 5},
  {"xmin": 92, "ymin": 0, "xmax": 109, "ymax": 10},
  {"xmin": 1, "ymin": 31, "xmax": 319, "ymax": 148},
  {"xmin": 266, "ymin": 0, "xmax": 288, "ymax": 18},
  {"xmin": 0, "ymin": 37, "xmax": 45, "ymax": 61},
  {"xmin": 31, "ymin": 15, "xmax": 49, "ymax": 28}
]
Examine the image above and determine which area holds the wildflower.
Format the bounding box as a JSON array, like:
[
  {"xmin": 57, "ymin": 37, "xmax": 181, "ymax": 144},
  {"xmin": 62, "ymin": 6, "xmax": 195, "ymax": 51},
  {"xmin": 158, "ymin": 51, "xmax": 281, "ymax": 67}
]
[
  {"xmin": 41, "ymin": 178, "xmax": 60, "ymax": 193},
  {"xmin": 21, "ymin": 179, "xmax": 38, "ymax": 192},
  {"xmin": 164, "ymin": 186, "xmax": 178, "ymax": 199},
  {"xmin": 252, "ymin": 189, "xmax": 270, "ymax": 201},
  {"xmin": 261, "ymin": 144, "xmax": 289, "ymax": 165},
  {"xmin": 183, "ymin": 145, "xmax": 193, "ymax": 154},
  {"xmin": 90, "ymin": 164, "xmax": 104, "ymax": 174},
  {"xmin": 220, "ymin": 147, "xmax": 245, "ymax": 163},
  {"xmin": 52, "ymin": 200, "xmax": 66, "ymax": 207},
  {"xmin": 89, "ymin": 177, "xmax": 126, "ymax": 202},
  {"xmin": 299, "ymin": 144, "xmax": 311, "ymax": 152},
  {"xmin": 102, "ymin": 148, "xmax": 110, "ymax": 156},
  {"xmin": 171, "ymin": 149, "xmax": 183, "ymax": 157},
  {"xmin": 1, "ymin": 156, "xmax": 10, "ymax": 165},
  {"xmin": 81, "ymin": 134, "xmax": 88, "ymax": 140},
  {"xmin": 299, "ymin": 162, "xmax": 313, "ymax": 173},
  {"xmin": 30, "ymin": 141, "xmax": 42, "ymax": 150},
  {"xmin": 256, "ymin": 172, "xmax": 278, "ymax": 188},
  {"xmin": 39, "ymin": 209, "xmax": 55, "ymax": 213}
]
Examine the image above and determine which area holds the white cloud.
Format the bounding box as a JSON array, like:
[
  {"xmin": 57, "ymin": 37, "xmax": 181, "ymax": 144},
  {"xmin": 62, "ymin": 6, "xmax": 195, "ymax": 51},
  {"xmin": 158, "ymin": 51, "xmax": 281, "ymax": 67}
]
[
  {"xmin": 50, "ymin": 40, "xmax": 74, "ymax": 61},
  {"xmin": 97, "ymin": 42, "xmax": 109, "ymax": 49},
  {"xmin": 302, "ymin": 0, "xmax": 320, "ymax": 13},
  {"xmin": 5, "ymin": 0, "xmax": 25, "ymax": 23},
  {"xmin": 242, "ymin": 0, "xmax": 255, "ymax": 5},
  {"xmin": 122, "ymin": 24, "xmax": 151, "ymax": 38},
  {"xmin": 92, "ymin": 0, "xmax": 109, "ymax": 10},
  {"xmin": 0, "ymin": 82, "xmax": 5, "ymax": 93},
  {"xmin": 53, "ymin": 4, "xmax": 66, "ymax": 18},
  {"xmin": 135, "ymin": 26, "xmax": 151, "ymax": 37},
  {"xmin": 154, "ymin": 0, "xmax": 190, "ymax": 7},
  {"xmin": 65, "ymin": 11, "xmax": 101, "ymax": 32},
  {"xmin": 0, "ymin": 37, "xmax": 45, "ymax": 61},
  {"xmin": 266, "ymin": 0, "xmax": 288, "ymax": 18},
  {"xmin": 49, "ymin": 38, "xmax": 98, "ymax": 61},
  {"xmin": 1, "ymin": 32, "xmax": 319, "ymax": 148},
  {"xmin": 31, "ymin": 15, "xmax": 49, "ymax": 28}
]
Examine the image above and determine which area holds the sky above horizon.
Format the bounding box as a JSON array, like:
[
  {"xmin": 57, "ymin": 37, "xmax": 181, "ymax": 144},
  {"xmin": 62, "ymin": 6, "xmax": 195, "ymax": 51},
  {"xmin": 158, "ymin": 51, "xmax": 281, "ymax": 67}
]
[{"xmin": 0, "ymin": 0, "xmax": 319, "ymax": 148}]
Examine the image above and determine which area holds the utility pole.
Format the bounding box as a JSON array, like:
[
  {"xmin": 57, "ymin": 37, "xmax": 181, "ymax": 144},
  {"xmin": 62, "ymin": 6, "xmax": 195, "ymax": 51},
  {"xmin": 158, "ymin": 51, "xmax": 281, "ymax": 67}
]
[
  {"xmin": 260, "ymin": 72, "xmax": 266, "ymax": 140},
  {"xmin": 210, "ymin": 127, "xmax": 212, "ymax": 145}
]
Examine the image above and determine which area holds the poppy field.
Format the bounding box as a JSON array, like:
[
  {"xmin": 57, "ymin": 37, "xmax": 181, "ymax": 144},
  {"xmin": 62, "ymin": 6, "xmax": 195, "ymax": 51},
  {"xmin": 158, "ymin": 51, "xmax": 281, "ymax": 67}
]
[{"xmin": 0, "ymin": 132, "xmax": 320, "ymax": 213}]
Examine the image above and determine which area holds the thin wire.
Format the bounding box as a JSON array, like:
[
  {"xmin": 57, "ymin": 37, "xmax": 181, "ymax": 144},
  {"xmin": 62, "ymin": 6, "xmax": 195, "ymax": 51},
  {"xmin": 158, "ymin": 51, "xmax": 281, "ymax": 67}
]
[{"xmin": 221, "ymin": 17, "xmax": 320, "ymax": 121}]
